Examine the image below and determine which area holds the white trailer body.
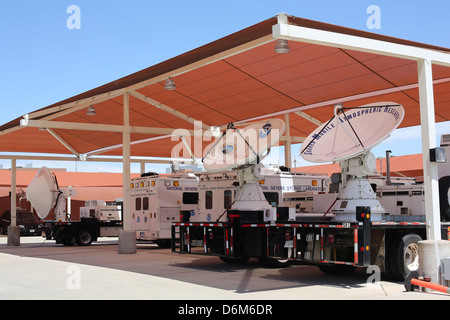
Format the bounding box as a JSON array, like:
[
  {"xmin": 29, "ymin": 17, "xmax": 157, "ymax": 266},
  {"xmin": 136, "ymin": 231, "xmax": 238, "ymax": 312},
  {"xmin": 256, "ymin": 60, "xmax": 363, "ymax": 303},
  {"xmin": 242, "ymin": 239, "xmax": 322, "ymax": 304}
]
[
  {"xmin": 284, "ymin": 175, "xmax": 418, "ymax": 219},
  {"xmin": 173, "ymin": 135, "xmax": 450, "ymax": 281},
  {"xmin": 131, "ymin": 173, "xmax": 199, "ymax": 244},
  {"xmin": 377, "ymin": 133, "xmax": 450, "ymax": 221},
  {"xmin": 196, "ymin": 167, "xmax": 330, "ymax": 222},
  {"xmin": 284, "ymin": 136, "xmax": 450, "ymax": 221},
  {"xmin": 80, "ymin": 200, "xmax": 122, "ymax": 221}
]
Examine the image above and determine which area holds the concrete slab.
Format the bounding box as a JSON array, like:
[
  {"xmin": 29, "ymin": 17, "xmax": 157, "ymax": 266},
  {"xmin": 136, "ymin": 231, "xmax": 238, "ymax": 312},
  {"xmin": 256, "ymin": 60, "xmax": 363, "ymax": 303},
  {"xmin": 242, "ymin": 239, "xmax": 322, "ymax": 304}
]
[{"xmin": 0, "ymin": 235, "xmax": 449, "ymax": 301}]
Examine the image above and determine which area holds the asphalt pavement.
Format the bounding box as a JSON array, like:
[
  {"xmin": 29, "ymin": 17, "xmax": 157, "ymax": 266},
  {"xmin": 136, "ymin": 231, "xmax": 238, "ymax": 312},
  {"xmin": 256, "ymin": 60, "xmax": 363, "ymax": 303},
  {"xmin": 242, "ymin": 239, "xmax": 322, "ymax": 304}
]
[{"xmin": 1, "ymin": 235, "xmax": 449, "ymax": 301}]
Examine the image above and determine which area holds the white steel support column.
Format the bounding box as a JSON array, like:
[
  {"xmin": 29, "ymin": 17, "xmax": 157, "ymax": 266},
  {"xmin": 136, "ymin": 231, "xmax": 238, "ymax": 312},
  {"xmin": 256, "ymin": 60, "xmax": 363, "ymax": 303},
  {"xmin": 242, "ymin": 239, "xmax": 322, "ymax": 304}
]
[
  {"xmin": 10, "ymin": 159, "xmax": 16, "ymax": 226},
  {"xmin": 418, "ymin": 59, "xmax": 441, "ymax": 240},
  {"xmin": 118, "ymin": 92, "xmax": 136, "ymax": 254},
  {"xmin": 67, "ymin": 186, "xmax": 72, "ymax": 221},
  {"xmin": 122, "ymin": 92, "xmax": 131, "ymax": 231},
  {"xmin": 7, "ymin": 159, "xmax": 20, "ymax": 246},
  {"xmin": 284, "ymin": 113, "xmax": 292, "ymax": 169}
]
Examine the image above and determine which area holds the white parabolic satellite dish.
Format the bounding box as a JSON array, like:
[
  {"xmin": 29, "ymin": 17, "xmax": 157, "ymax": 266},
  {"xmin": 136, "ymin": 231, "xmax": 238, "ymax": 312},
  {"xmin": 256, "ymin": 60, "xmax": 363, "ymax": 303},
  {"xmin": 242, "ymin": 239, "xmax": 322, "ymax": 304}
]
[
  {"xmin": 300, "ymin": 102, "xmax": 405, "ymax": 163},
  {"xmin": 203, "ymin": 118, "xmax": 286, "ymax": 172},
  {"xmin": 26, "ymin": 166, "xmax": 59, "ymax": 219}
]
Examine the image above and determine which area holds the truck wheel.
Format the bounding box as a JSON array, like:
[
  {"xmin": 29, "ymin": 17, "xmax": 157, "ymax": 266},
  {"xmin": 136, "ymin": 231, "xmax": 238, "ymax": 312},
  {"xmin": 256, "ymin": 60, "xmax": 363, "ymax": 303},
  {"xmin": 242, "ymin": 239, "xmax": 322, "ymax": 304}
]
[
  {"xmin": 155, "ymin": 240, "xmax": 171, "ymax": 248},
  {"xmin": 219, "ymin": 256, "xmax": 249, "ymax": 264},
  {"xmin": 439, "ymin": 176, "xmax": 450, "ymax": 221},
  {"xmin": 389, "ymin": 233, "xmax": 421, "ymax": 281},
  {"xmin": 76, "ymin": 229, "xmax": 93, "ymax": 246},
  {"xmin": 62, "ymin": 238, "xmax": 74, "ymax": 246},
  {"xmin": 259, "ymin": 257, "xmax": 291, "ymax": 268},
  {"xmin": 318, "ymin": 265, "xmax": 356, "ymax": 275}
]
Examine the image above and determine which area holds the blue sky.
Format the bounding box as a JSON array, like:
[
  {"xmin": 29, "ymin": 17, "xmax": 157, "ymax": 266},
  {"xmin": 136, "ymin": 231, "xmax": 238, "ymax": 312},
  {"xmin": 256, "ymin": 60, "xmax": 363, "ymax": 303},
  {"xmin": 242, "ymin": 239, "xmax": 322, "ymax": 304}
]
[{"xmin": 0, "ymin": 0, "xmax": 449, "ymax": 172}]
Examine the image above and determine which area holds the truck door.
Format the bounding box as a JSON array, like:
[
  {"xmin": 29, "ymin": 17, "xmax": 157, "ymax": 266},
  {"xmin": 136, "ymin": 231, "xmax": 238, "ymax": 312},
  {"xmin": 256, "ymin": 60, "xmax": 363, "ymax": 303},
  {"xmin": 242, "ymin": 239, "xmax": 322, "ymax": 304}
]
[
  {"xmin": 181, "ymin": 191, "xmax": 199, "ymax": 221},
  {"xmin": 134, "ymin": 196, "xmax": 150, "ymax": 232},
  {"xmin": 160, "ymin": 207, "xmax": 180, "ymax": 231}
]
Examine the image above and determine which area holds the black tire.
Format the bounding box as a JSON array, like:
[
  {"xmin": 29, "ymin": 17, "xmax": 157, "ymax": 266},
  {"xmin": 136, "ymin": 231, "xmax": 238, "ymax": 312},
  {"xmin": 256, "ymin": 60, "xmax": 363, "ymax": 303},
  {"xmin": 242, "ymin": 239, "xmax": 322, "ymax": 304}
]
[
  {"xmin": 383, "ymin": 233, "xmax": 396, "ymax": 279},
  {"xmin": 439, "ymin": 176, "xmax": 450, "ymax": 221},
  {"xmin": 318, "ymin": 265, "xmax": 356, "ymax": 275},
  {"xmin": 389, "ymin": 233, "xmax": 421, "ymax": 281},
  {"xmin": 155, "ymin": 240, "xmax": 171, "ymax": 248},
  {"xmin": 76, "ymin": 229, "xmax": 93, "ymax": 246},
  {"xmin": 259, "ymin": 257, "xmax": 291, "ymax": 268},
  {"xmin": 219, "ymin": 256, "xmax": 249, "ymax": 264},
  {"xmin": 62, "ymin": 238, "xmax": 74, "ymax": 246}
]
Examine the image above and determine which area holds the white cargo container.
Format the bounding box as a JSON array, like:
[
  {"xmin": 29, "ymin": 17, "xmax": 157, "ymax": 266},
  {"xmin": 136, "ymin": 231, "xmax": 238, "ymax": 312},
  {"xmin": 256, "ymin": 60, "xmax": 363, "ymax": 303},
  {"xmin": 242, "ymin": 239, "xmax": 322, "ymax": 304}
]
[
  {"xmin": 130, "ymin": 172, "xmax": 199, "ymax": 247},
  {"xmin": 196, "ymin": 166, "xmax": 330, "ymax": 222}
]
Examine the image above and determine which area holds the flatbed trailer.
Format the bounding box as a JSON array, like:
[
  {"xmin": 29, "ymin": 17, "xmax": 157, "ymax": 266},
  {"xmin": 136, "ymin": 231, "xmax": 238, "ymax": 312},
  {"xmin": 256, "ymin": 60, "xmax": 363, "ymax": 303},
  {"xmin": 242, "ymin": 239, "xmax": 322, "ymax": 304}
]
[
  {"xmin": 172, "ymin": 207, "xmax": 450, "ymax": 279},
  {"xmin": 172, "ymin": 132, "xmax": 450, "ymax": 279},
  {"xmin": 43, "ymin": 218, "xmax": 123, "ymax": 246}
]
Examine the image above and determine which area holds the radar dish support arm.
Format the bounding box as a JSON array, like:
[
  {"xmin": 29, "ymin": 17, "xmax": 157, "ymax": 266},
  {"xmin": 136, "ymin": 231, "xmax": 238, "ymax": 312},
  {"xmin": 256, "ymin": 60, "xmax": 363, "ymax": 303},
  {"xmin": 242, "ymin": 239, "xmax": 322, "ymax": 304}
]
[
  {"xmin": 234, "ymin": 126, "xmax": 260, "ymax": 165},
  {"xmin": 201, "ymin": 123, "xmax": 232, "ymax": 163},
  {"xmin": 300, "ymin": 114, "xmax": 336, "ymax": 155},
  {"xmin": 335, "ymin": 106, "xmax": 365, "ymax": 150},
  {"xmin": 333, "ymin": 103, "xmax": 402, "ymax": 153},
  {"xmin": 202, "ymin": 122, "xmax": 261, "ymax": 165}
]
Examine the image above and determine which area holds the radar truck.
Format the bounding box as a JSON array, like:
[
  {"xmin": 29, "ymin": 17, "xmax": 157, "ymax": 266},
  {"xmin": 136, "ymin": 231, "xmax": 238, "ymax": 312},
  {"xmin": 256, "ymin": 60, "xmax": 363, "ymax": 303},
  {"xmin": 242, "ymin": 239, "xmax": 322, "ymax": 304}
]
[
  {"xmin": 131, "ymin": 168, "xmax": 329, "ymax": 247},
  {"xmin": 26, "ymin": 167, "xmax": 123, "ymax": 246},
  {"xmin": 172, "ymin": 105, "xmax": 450, "ymax": 280}
]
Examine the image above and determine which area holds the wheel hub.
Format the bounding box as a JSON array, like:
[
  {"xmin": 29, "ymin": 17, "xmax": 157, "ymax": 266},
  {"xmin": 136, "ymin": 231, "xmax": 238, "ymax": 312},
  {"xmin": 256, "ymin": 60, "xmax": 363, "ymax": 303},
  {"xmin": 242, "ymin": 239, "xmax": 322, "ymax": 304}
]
[{"xmin": 404, "ymin": 243, "xmax": 419, "ymax": 271}]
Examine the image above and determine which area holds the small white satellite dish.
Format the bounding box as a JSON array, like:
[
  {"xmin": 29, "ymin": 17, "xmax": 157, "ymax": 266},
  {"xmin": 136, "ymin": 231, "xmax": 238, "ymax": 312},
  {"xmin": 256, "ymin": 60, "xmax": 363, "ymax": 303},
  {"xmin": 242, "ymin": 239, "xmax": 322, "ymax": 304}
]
[
  {"xmin": 26, "ymin": 167, "xmax": 59, "ymax": 219},
  {"xmin": 300, "ymin": 102, "xmax": 404, "ymax": 163},
  {"xmin": 300, "ymin": 102, "xmax": 405, "ymax": 222},
  {"xmin": 203, "ymin": 118, "xmax": 286, "ymax": 172},
  {"xmin": 203, "ymin": 119, "xmax": 286, "ymax": 218}
]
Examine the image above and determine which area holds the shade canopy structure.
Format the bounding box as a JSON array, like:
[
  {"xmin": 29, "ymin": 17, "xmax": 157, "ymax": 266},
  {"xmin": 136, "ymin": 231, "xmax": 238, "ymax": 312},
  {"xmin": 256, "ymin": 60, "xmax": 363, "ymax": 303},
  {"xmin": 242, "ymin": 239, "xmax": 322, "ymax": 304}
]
[
  {"xmin": 1, "ymin": 13, "xmax": 449, "ymax": 240},
  {"xmin": 0, "ymin": 14, "xmax": 449, "ymax": 161}
]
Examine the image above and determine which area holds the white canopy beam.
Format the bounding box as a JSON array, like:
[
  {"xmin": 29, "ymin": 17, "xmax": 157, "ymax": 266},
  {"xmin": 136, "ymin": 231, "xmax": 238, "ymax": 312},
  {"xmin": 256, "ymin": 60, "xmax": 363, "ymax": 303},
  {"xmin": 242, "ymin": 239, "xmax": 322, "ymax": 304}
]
[
  {"xmin": 20, "ymin": 117, "xmax": 194, "ymax": 136},
  {"xmin": 279, "ymin": 136, "xmax": 305, "ymax": 143},
  {"xmin": 0, "ymin": 154, "xmax": 195, "ymax": 165},
  {"xmin": 240, "ymin": 77, "xmax": 450, "ymax": 123},
  {"xmin": 84, "ymin": 135, "xmax": 171, "ymax": 157},
  {"xmin": 294, "ymin": 111, "xmax": 323, "ymax": 126},
  {"xmin": 47, "ymin": 128, "xmax": 82, "ymax": 159},
  {"xmin": 180, "ymin": 136, "xmax": 197, "ymax": 163},
  {"xmin": 27, "ymin": 89, "xmax": 126, "ymax": 121},
  {"xmin": 273, "ymin": 14, "xmax": 450, "ymax": 67},
  {"xmin": 129, "ymin": 90, "xmax": 210, "ymax": 130}
]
